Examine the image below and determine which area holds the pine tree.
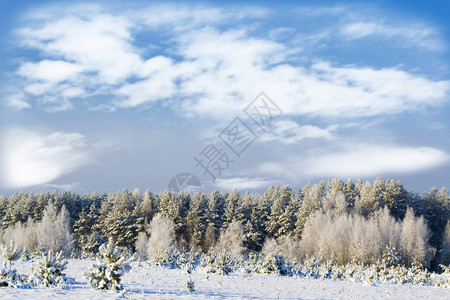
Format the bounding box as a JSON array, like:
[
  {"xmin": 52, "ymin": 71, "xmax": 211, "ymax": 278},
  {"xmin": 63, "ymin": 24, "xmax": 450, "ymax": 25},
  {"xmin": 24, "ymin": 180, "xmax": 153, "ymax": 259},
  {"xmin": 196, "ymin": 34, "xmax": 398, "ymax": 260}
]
[
  {"xmin": 1, "ymin": 241, "xmax": 23, "ymax": 270},
  {"xmin": 142, "ymin": 189, "xmax": 157, "ymax": 223},
  {"xmin": 223, "ymin": 189, "xmax": 240, "ymax": 229},
  {"xmin": 73, "ymin": 203, "xmax": 102, "ymax": 255},
  {"xmin": 28, "ymin": 250, "xmax": 72, "ymax": 287},
  {"xmin": 97, "ymin": 190, "xmax": 143, "ymax": 250},
  {"xmin": 85, "ymin": 238, "xmax": 131, "ymax": 291},
  {"xmin": 186, "ymin": 192, "xmax": 207, "ymax": 250},
  {"xmin": 294, "ymin": 182, "xmax": 324, "ymax": 238}
]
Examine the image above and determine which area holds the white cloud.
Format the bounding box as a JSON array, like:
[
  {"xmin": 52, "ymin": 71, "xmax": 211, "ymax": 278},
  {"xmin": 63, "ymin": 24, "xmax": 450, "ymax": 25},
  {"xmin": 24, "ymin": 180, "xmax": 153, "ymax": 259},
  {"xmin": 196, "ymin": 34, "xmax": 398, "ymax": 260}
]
[
  {"xmin": 7, "ymin": 93, "xmax": 31, "ymax": 110},
  {"xmin": 258, "ymin": 144, "xmax": 450, "ymax": 180},
  {"xmin": 18, "ymin": 60, "xmax": 84, "ymax": 83},
  {"xmin": 215, "ymin": 177, "xmax": 271, "ymax": 191},
  {"xmin": 260, "ymin": 120, "xmax": 335, "ymax": 144},
  {"xmin": 9, "ymin": 3, "xmax": 450, "ymax": 118},
  {"xmin": 341, "ymin": 22, "xmax": 443, "ymax": 51},
  {"xmin": 0, "ymin": 129, "xmax": 92, "ymax": 189}
]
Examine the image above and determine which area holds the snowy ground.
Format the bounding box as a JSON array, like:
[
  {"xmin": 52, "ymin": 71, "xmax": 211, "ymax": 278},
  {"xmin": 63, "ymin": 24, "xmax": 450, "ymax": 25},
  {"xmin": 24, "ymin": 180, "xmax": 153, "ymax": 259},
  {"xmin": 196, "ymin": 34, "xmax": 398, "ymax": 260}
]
[{"xmin": 0, "ymin": 259, "xmax": 449, "ymax": 299}]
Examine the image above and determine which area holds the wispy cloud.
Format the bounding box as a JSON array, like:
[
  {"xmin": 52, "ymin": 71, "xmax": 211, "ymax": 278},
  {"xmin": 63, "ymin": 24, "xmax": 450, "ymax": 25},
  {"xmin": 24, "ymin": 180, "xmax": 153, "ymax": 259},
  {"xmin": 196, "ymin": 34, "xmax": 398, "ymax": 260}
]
[
  {"xmin": 341, "ymin": 22, "xmax": 444, "ymax": 51},
  {"xmin": 214, "ymin": 177, "xmax": 271, "ymax": 191},
  {"xmin": 258, "ymin": 144, "xmax": 450, "ymax": 180},
  {"xmin": 0, "ymin": 128, "xmax": 93, "ymax": 189},
  {"xmin": 260, "ymin": 120, "xmax": 335, "ymax": 144}
]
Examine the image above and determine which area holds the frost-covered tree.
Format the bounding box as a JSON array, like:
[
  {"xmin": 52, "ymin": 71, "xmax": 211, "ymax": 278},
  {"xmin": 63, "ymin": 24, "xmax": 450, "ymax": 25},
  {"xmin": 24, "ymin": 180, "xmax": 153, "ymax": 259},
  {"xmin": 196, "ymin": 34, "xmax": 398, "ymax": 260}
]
[
  {"xmin": 400, "ymin": 207, "xmax": 430, "ymax": 267},
  {"xmin": 36, "ymin": 202, "xmax": 74, "ymax": 256},
  {"xmin": 147, "ymin": 213, "xmax": 175, "ymax": 259},
  {"xmin": 223, "ymin": 189, "xmax": 240, "ymax": 229},
  {"xmin": 439, "ymin": 221, "xmax": 450, "ymax": 267},
  {"xmin": 215, "ymin": 220, "xmax": 245, "ymax": 258}
]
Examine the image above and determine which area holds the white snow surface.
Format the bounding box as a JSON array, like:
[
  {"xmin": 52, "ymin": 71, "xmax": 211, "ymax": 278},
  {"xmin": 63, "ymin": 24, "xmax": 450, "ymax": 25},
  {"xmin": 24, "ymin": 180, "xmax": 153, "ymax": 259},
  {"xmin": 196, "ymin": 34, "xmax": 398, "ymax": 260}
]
[{"xmin": 0, "ymin": 259, "xmax": 448, "ymax": 299}]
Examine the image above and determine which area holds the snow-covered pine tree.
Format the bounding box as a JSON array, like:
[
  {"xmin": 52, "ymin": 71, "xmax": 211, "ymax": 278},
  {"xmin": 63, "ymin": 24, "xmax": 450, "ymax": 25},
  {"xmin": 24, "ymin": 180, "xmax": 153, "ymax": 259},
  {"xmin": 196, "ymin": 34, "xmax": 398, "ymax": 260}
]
[
  {"xmin": 203, "ymin": 223, "xmax": 216, "ymax": 251},
  {"xmin": 247, "ymin": 194, "xmax": 270, "ymax": 251},
  {"xmin": 73, "ymin": 203, "xmax": 102, "ymax": 255},
  {"xmin": 205, "ymin": 190, "xmax": 224, "ymax": 235},
  {"xmin": 294, "ymin": 182, "xmax": 324, "ymax": 238},
  {"xmin": 223, "ymin": 189, "xmax": 240, "ymax": 229},
  {"xmin": 28, "ymin": 250, "xmax": 72, "ymax": 287},
  {"xmin": 142, "ymin": 189, "xmax": 157, "ymax": 223},
  {"xmin": 159, "ymin": 191, "xmax": 189, "ymax": 245},
  {"xmin": 97, "ymin": 190, "xmax": 143, "ymax": 250},
  {"xmin": 85, "ymin": 238, "xmax": 131, "ymax": 291},
  {"xmin": 382, "ymin": 244, "xmax": 403, "ymax": 268},
  {"xmin": 186, "ymin": 191, "xmax": 207, "ymax": 251}
]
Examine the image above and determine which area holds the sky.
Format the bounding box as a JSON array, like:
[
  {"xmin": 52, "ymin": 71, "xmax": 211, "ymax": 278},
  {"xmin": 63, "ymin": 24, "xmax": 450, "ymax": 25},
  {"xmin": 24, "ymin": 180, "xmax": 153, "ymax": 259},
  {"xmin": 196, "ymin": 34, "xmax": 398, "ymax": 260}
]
[{"xmin": 0, "ymin": 0, "xmax": 449, "ymax": 195}]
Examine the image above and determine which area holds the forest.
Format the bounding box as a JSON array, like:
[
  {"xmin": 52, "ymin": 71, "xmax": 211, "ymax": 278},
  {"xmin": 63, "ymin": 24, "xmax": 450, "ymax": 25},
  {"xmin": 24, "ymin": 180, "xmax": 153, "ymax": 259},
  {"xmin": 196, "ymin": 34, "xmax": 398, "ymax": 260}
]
[{"xmin": 0, "ymin": 178, "xmax": 449, "ymax": 272}]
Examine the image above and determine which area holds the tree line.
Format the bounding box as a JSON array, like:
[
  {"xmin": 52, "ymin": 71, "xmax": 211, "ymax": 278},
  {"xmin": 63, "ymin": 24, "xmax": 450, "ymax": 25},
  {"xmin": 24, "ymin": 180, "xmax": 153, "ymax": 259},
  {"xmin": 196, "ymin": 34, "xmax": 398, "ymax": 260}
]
[{"xmin": 0, "ymin": 178, "xmax": 449, "ymax": 270}]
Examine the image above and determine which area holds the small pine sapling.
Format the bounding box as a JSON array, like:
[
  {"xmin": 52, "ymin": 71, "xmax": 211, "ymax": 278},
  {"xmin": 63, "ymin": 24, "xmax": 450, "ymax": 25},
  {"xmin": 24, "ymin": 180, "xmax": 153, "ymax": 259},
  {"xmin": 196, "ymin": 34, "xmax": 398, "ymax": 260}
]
[
  {"xmin": 85, "ymin": 238, "xmax": 131, "ymax": 291},
  {"xmin": 1, "ymin": 241, "xmax": 23, "ymax": 270},
  {"xmin": 186, "ymin": 268, "xmax": 195, "ymax": 292},
  {"xmin": 0, "ymin": 241, "xmax": 25, "ymax": 287},
  {"xmin": 28, "ymin": 250, "xmax": 72, "ymax": 287}
]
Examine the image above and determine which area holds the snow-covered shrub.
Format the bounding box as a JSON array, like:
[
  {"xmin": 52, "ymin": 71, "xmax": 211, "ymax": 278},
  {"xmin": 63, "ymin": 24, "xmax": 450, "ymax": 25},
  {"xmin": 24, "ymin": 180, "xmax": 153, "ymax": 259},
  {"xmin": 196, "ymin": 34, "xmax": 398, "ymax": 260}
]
[
  {"xmin": 214, "ymin": 250, "xmax": 236, "ymax": 275},
  {"xmin": 0, "ymin": 261, "xmax": 27, "ymax": 287},
  {"xmin": 258, "ymin": 254, "xmax": 290, "ymax": 275},
  {"xmin": 85, "ymin": 238, "xmax": 131, "ymax": 291},
  {"xmin": 198, "ymin": 252, "xmax": 216, "ymax": 273},
  {"xmin": 28, "ymin": 250, "xmax": 73, "ymax": 287},
  {"xmin": 382, "ymin": 245, "xmax": 403, "ymax": 268},
  {"xmin": 435, "ymin": 265, "xmax": 450, "ymax": 288},
  {"xmin": 152, "ymin": 247, "xmax": 185, "ymax": 269}
]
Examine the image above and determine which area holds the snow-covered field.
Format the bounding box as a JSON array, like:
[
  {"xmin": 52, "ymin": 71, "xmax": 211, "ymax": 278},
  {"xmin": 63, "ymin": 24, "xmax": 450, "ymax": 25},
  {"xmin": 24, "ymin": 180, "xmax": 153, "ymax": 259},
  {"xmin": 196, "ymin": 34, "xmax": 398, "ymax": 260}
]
[{"xmin": 0, "ymin": 259, "xmax": 449, "ymax": 299}]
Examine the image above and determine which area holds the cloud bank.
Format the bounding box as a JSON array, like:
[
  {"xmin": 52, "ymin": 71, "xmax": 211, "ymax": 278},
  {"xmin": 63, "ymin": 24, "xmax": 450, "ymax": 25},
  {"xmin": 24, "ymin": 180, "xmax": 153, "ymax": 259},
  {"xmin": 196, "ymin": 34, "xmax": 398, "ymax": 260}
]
[
  {"xmin": 0, "ymin": 129, "xmax": 92, "ymax": 189},
  {"xmin": 9, "ymin": 3, "xmax": 449, "ymax": 120}
]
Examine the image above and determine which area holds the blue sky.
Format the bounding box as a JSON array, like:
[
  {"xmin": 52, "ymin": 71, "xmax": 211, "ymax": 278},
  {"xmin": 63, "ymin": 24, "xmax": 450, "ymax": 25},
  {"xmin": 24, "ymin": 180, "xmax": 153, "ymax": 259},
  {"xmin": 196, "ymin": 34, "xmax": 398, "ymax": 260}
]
[{"xmin": 0, "ymin": 0, "xmax": 449, "ymax": 194}]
